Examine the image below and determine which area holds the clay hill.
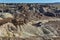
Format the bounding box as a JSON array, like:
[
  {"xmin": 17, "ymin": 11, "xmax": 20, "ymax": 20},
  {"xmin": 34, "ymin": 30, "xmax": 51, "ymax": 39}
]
[{"xmin": 0, "ymin": 3, "xmax": 60, "ymax": 40}]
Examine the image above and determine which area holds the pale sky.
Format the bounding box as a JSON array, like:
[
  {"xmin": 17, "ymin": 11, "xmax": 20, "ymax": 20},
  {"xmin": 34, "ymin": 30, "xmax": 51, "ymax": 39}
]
[{"xmin": 0, "ymin": 0, "xmax": 60, "ymax": 3}]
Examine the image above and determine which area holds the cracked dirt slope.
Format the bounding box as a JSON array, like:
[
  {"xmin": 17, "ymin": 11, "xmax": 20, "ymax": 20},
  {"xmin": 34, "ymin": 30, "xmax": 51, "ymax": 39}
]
[{"xmin": 0, "ymin": 17, "xmax": 60, "ymax": 40}]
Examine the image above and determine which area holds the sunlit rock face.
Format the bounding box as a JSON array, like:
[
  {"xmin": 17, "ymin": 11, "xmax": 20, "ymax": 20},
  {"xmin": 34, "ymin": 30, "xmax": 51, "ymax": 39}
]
[
  {"xmin": 0, "ymin": 21, "xmax": 59, "ymax": 39},
  {"xmin": 0, "ymin": 13, "xmax": 14, "ymax": 18}
]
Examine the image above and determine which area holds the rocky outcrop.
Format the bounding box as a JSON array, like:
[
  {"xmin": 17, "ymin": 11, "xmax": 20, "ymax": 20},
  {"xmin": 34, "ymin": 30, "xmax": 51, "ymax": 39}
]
[{"xmin": 0, "ymin": 13, "xmax": 13, "ymax": 18}]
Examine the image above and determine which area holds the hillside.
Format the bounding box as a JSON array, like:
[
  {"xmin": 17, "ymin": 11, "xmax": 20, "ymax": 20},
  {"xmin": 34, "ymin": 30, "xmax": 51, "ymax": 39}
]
[{"xmin": 0, "ymin": 3, "xmax": 60, "ymax": 40}]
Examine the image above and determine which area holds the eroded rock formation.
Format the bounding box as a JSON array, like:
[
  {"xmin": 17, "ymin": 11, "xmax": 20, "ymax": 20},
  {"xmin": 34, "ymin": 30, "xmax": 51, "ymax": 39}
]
[{"xmin": 0, "ymin": 3, "xmax": 59, "ymax": 40}]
